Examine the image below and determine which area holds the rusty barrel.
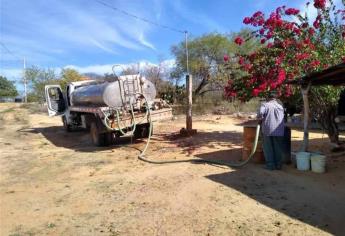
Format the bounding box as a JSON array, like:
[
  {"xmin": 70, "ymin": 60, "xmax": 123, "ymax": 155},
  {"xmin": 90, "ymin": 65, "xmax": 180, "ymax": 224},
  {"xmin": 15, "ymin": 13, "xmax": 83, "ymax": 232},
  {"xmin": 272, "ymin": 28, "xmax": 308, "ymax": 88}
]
[{"xmin": 242, "ymin": 125, "xmax": 265, "ymax": 163}]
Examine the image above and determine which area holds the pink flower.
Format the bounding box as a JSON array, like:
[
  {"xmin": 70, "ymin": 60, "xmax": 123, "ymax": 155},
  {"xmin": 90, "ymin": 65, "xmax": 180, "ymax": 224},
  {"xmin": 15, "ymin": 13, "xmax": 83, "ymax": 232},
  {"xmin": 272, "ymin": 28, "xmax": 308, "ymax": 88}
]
[
  {"xmin": 313, "ymin": 20, "xmax": 320, "ymax": 29},
  {"xmin": 270, "ymin": 82, "xmax": 278, "ymax": 89},
  {"xmin": 238, "ymin": 56, "xmax": 245, "ymax": 65},
  {"xmin": 258, "ymin": 82, "xmax": 267, "ymax": 91},
  {"xmin": 285, "ymin": 8, "xmax": 300, "ymax": 15},
  {"xmin": 308, "ymin": 28, "xmax": 315, "ymax": 35},
  {"xmin": 310, "ymin": 60, "xmax": 321, "ymax": 68},
  {"xmin": 303, "ymin": 38, "xmax": 311, "ymax": 45},
  {"xmin": 302, "ymin": 23, "xmax": 309, "ymax": 28},
  {"xmin": 252, "ymin": 88, "xmax": 260, "ymax": 97},
  {"xmin": 253, "ymin": 11, "xmax": 264, "ymax": 18},
  {"xmin": 277, "ymin": 68, "xmax": 286, "ymax": 83},
  {"xmin": 223, "ymin": 54, "xmax": 229, "ymax": 62},
  {"xmin": 266, "ymin": 32, "xmax": 273, "ymax": 39},
  {"xmin": 275, "ymin": 57, "xmax": 283, "ymax": 65},
  {"xmin": 260, "ymin": 38, "xmax": 266, "ymax": 44},
  {"xmin": 296, "ymin": 53, "xmax": 310, "ymax": 60},
  {"xmin": 293, "ymin": 28, "xmax": 301, "ymax": 35},
  {"xmin": 314, "ymin": 0, "xmax": 326, "ymax": 9},
  {"xmin": 234, "ymin": 36, "xmax": 244, "ymax": 45},
  {"xmin": 243, "ymin": 17, "xmax": 252, "ymax": 24}
]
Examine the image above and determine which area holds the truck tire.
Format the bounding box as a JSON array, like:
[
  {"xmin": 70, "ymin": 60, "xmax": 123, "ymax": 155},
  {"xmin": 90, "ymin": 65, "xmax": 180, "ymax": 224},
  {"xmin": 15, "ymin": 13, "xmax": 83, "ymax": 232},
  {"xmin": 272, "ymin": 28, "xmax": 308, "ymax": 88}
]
[
  {"xmin": 134, "ymin": 123, "xmax": 152, "ymax": 139},
  {"xmin": 90, "ymin": 122, "xmax": 106, "ymax": 146},
  {"xmin": 62, "ymin": 116, "xmax": 72, "ymax": 132},
  {"xmin": 104, "ymin": 132, "xmax": 115, "ymax": 146}
]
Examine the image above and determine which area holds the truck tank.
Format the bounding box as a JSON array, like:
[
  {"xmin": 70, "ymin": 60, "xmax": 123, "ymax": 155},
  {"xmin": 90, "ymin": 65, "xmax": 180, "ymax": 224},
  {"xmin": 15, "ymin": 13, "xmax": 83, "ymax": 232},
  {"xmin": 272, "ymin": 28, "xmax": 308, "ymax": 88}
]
[{"xmin": 70, "ymin": 74, "xmax": 156, "ymax": 108}]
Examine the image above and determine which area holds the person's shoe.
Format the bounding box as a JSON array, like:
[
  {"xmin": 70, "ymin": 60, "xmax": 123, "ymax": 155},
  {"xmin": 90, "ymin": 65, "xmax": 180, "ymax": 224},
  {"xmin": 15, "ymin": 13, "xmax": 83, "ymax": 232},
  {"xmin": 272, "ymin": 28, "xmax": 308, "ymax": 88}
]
[
  {"xmin": 263, "ymin": 166, "xmax": 275, "ymax": 171},
  {"xmin": 275, "ymin": 164, "xmax": 282, "ymax": 170}
]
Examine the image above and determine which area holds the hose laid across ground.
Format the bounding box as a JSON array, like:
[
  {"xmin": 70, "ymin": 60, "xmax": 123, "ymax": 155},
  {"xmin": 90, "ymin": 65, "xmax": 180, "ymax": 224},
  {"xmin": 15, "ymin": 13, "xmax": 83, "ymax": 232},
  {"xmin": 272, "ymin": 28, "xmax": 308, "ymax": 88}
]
[
  {"xmin": 138, "ymin": 101, "xmax": 261, "ymax": 167},
  {"xmin": 102, "ymin": 91, "xmax": 261, "ymax": 168}
]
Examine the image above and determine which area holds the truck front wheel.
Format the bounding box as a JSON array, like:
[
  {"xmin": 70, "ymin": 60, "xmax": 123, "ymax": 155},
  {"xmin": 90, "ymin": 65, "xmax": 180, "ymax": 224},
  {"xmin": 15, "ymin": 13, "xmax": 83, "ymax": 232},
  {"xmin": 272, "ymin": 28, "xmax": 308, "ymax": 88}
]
[{"xmin": 62, "ymin": 116, "xmax": 72, "ymax": 132}]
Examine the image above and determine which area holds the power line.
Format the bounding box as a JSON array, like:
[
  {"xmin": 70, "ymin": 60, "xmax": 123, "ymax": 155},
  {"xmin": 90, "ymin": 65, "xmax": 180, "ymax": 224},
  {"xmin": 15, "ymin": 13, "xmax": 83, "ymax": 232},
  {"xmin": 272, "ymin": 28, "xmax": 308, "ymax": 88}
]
[
  {"xmin": 94, "ymin": 0, "xmax": 186, "ymax": 34},
  {"xmin": 0, "ymin": 42, "xmax": 21, "ymax": 61}
]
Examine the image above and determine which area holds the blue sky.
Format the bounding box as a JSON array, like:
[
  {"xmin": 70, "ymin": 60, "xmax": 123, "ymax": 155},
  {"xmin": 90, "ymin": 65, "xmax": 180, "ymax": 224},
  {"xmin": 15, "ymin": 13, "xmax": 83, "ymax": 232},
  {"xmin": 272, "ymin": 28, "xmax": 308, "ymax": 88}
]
[{"xmin": 0, "ymin": 0, "xmax": 327, "ymax": 91}]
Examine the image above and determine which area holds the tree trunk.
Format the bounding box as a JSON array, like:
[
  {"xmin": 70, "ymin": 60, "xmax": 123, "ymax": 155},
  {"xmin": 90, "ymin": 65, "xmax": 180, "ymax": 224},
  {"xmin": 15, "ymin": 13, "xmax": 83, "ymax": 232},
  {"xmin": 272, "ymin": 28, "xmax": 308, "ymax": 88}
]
[
  {"xmin": 318, "ymin": 106, "xmax": 340, "ymax": 145},
  {"xmin": 194, "ymin": 78, "xmax": 208, "ymax": 96}
]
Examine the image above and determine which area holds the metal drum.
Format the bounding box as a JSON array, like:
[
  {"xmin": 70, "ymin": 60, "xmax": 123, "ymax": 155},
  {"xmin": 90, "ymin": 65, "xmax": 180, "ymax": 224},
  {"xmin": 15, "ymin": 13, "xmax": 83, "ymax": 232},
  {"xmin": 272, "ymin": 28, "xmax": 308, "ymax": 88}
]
[{"xmin": 71, "ymin": 75, "xmax": 156, "ymax": 108}]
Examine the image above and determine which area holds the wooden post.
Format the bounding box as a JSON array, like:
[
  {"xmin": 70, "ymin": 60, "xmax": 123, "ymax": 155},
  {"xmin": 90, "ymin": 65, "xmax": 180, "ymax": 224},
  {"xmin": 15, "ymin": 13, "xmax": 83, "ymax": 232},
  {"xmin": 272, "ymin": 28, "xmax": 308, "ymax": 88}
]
[
  {"xmin": 301, "ymin": 82, "xmax": 311, "ymax": 152},
  {"xmin": 180, "ymin": 74, "xmax": 197, "ymax": 136},
  {"xmin": 186, "ymin": 74, "xmax": 192, "ymax": 131}
]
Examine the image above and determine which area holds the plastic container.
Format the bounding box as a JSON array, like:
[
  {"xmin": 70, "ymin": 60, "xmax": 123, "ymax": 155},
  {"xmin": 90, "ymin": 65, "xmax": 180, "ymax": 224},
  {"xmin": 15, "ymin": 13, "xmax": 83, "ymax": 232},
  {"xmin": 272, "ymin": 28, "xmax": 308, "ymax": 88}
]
[
  {"xmin": 311, "ymin": 154, "xmax": 327, "ymax": 173},
  {"xmin": 296, "ymin": 152, "xmax": 311, "ymax": 171}
]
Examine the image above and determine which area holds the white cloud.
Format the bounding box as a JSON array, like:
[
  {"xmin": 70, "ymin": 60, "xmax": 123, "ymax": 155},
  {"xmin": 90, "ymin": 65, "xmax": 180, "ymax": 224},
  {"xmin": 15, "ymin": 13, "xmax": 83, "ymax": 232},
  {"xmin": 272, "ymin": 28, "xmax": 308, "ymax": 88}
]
[
  {"xmin": 1, "ymin": 0, "xmax": 157, "ymax": 64},
  {"xmin": 138, "ymin": 33, "xmax": 156, "ymax": 50},
  {"xmin": 89, "ymin": 39, "xmax": 118, "ymax": 55},
  {"xmin": 64, "ymin": 59, "xmax": 175, "ymax": 76}
]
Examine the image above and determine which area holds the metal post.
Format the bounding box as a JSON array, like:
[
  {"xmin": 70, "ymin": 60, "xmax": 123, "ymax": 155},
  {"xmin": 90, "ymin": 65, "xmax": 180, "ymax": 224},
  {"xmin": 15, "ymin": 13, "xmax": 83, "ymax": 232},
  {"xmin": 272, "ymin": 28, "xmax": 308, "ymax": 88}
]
[
  {"xmin": 23, "ymin": 57, "xmax": 27, "ymax": 103},
  {"xmin": 185, "ymin": 31, "xmax": 189, "ymax": 74}
]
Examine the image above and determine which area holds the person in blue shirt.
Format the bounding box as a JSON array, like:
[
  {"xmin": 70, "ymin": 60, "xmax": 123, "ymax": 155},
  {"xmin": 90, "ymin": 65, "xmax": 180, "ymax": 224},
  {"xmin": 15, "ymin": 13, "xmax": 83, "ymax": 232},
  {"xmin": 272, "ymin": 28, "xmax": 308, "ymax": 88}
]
[{"xmin": 257, "ymin": 92, "xmax": 285, "ymax": 170}]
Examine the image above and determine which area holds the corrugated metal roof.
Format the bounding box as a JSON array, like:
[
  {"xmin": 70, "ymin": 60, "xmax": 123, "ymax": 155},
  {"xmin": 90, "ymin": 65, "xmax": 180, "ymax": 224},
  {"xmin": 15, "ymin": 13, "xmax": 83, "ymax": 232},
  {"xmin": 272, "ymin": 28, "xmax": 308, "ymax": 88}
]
[{"xmin": 286, "ymin": 63, "xmax": 345, "ymax": 86}]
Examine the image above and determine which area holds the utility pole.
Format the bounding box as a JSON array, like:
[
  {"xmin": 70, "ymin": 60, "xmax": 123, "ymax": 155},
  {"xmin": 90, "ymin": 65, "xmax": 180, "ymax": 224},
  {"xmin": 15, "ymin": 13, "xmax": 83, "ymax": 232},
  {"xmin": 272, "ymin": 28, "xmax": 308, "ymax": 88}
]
[
  {"xmin": 23, "ymin": 57, "xmax": 27, "ymax": 103},
  {"xmin": 180, "ymin": 31, "xmax": 196, "ymax": 136}
]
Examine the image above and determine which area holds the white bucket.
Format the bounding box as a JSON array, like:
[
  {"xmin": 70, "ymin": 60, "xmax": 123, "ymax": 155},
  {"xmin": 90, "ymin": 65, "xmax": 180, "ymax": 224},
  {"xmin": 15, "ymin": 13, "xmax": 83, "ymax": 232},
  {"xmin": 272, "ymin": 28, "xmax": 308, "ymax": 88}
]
[
  {"xmin": 311, "ymin": 154, "xmax": 326, "ymax": 173},
  {"xmin": 296, "ymin": 152, "xmax": 311, "ymax": 171}
]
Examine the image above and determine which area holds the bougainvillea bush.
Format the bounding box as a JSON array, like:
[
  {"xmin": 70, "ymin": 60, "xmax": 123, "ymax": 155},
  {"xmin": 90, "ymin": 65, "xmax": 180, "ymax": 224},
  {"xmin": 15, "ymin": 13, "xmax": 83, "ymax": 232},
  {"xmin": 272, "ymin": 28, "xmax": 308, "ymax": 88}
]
[{"xmin": 225, "ymin": 0, "xmax": 345, "ymax": 144}]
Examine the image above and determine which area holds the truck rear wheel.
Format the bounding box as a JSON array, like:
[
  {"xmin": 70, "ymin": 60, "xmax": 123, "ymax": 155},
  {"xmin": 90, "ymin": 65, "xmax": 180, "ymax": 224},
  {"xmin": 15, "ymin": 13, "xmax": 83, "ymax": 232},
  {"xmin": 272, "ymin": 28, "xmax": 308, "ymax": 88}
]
[
  {"xmin": 90, "ymin": 122, "xmax": 106, "ymax": 146},
  {"xmin": 62, "ymin": 116, "xmax": 72, "ymax": 132},
  {"xmin": 134, "ymin": 123, "xmax": 152, "ymax": 139}
]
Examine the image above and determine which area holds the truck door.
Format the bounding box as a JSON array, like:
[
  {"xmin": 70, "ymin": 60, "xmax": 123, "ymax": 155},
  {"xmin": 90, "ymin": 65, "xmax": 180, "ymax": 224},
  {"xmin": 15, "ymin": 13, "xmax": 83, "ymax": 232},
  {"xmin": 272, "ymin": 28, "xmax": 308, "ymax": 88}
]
[{"xmin": 45, "ymin": 85, "xmax": 66, "ymax": 116}]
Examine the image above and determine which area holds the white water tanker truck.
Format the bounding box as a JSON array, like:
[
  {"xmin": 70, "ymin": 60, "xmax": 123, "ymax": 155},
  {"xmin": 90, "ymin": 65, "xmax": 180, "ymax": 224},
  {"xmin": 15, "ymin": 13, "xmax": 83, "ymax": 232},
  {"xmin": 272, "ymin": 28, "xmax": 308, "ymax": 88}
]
[{"xmin": 44, "ymin": 74, "xmax": 172, "ymax": 146}]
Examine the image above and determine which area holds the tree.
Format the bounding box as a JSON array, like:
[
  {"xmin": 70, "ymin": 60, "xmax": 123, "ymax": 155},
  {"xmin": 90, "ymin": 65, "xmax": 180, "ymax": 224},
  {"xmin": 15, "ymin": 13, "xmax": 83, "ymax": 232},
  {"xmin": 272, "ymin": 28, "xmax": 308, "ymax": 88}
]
[
  {"xmin": 25, "ymin": 66, "xmax": 56, "ymax": 102},
  {"xmin": 120, "ymin": 65, "xmax": 139, "ymax": 75},
  {"xmin": 225, "ymin": 0, "xmax": 345, "ymax": 146},
  {"xmin": 171, "ymin": 31, "xmax": 259, "ymax": 97},
  {"xmin": 0, "ymin": 76, "xmax": 18, "ymax": 97},
  {"xmin": 25, "ymin": 67, "xmax": 83, "ymax": 102},
  {"xmin": 60, "ymin": 68, "xmax": 82, "ymax": 91}
]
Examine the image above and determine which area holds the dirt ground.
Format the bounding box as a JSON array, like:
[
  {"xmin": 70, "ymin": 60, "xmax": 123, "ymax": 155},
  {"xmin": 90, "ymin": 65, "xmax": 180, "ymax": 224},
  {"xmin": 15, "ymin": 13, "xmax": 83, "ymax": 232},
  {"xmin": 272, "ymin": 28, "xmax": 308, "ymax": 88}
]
[{"xmin": 1, "ymin": 103, "xmax": 345, "ymax": 236}]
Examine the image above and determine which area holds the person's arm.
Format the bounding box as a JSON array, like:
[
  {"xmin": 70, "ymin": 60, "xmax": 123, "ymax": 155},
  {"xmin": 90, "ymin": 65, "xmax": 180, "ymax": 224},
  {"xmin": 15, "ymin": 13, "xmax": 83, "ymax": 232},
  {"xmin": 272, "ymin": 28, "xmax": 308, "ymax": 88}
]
[{"xmin": 256, "ymin": 104, "xmax": 266, "ymax": 124}]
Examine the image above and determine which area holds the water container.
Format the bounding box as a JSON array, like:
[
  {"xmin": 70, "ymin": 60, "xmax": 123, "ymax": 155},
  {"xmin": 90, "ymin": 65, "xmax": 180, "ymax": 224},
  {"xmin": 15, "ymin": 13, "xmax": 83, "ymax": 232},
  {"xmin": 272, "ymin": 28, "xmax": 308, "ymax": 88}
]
[
  {"xmin": 311, "ymin": 154, "xmax": 326, "ymax": 173},
  {"xmin": 296, "ymin": 152, "xmax": 311, "ymax": 171}
]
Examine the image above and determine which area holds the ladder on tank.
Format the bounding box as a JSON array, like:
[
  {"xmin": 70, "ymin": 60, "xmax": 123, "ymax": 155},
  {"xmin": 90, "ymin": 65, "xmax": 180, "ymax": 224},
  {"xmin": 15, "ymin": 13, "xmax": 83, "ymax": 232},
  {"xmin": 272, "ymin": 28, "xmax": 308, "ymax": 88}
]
[{"xmin": 122, "ymin": 75, "xmax": 140, "ymax": 108}]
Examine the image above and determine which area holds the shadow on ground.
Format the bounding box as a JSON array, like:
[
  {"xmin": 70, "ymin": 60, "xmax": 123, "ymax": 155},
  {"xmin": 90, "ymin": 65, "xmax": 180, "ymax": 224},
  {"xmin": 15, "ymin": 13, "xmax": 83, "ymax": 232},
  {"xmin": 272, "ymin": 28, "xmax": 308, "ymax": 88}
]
[
  {"xmin": 17, "ymin": 125, "xmax": 243, "ymax": 155},
  {"xmin": 17, "ymin": 126, "xmax": 144, "ymax": 152},
  {"xmin": 205, "ymin": 162, "xmax": 345, "ymax": 235}
]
